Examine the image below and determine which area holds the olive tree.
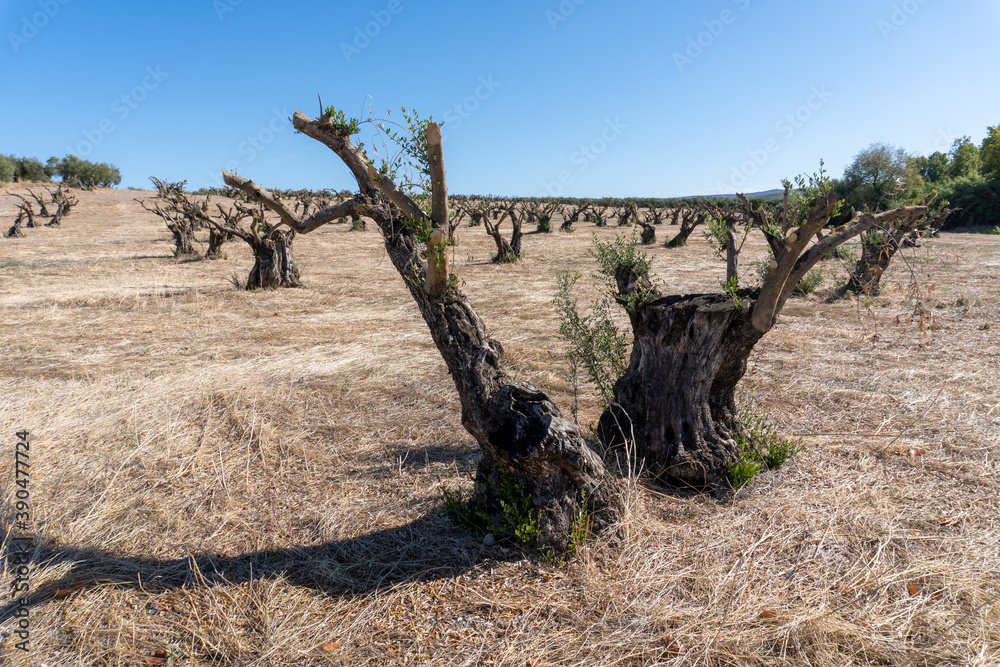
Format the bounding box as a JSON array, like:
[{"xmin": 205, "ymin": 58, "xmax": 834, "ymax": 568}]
[
  {"xmin": 596, "ymin": 175, "xmax": 930, "ymax": 490},
  {"xmin": 217, "ymin": 107, "xmax": 623, "ymax": 552}
]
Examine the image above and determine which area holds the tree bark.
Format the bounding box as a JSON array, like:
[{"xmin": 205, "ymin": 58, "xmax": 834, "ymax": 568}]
[
  {"xmin": 222, "ymin": 112, "xmax": 623, "ymax": 552},
  {"xmin": 598, "ymin": 290, "xmax": 761, "ymax": 490},
  {"xmin": 5, "ymin": 212, "xmax": 25, "ymax": 238},
  {"xmin": 245, "ymin": 228, "xmax": 298, "ymax": 289},
  {"xmin": 638, "ymin": 220, "xmax": 656, "ymax": 245},
  {"xmin": 484, "ymin": 204, "xmax": 524, "ymax": 263}
]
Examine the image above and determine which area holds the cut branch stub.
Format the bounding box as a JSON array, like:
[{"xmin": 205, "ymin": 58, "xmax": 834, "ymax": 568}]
[{"xmin": 424, "ymin": 122, "xmax": 449, "ymax": 297}]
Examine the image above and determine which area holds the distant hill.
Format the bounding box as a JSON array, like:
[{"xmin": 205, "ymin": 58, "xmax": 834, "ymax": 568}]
[{"xmin": 687, "ymin": 188, "xmax": 785, "ymax": 201}]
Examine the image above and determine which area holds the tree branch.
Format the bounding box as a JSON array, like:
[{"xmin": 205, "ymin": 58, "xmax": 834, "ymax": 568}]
[{"xmin": 220, "ymin": 172, "xmax": 372, "ymax": 234}]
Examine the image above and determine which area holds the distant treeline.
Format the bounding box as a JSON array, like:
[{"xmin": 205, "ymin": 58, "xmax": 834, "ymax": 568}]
[
  {"xmin": 0, "ymin": 154, "xmax": 121, "ymax": 188},
  {"xmin": 832, "ymin": 123, "xmax": 1000, "ymax": 230}
]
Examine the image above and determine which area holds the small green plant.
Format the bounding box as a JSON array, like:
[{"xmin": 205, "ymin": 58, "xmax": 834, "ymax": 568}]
[
  {"xmin": 441, "ymin": 464, "xmax": 541, "ymax": 551},
  {"xmin": 727, "ymin": 399, "xmax": 804, "ymax": 489},
  {"xmin": 590, "ymin": 232, "xmax": 654, "ymax": 316},
  {"xmin": 728, "ymin": 440, "xmax": 764, "ymax": 491},
  {"xmin": 720, "ymin": 275, "xmax": 743, "ymax": 310},
  {"xmin": 793, "ymin": 267, "xmax": 824, "ymax": 295},
  {"xmin": 553, "ymin": 271, "xmax": 629, "ymax": 406},
  {"xmin": 568, "ymin": 492, "xmax": 590, "ymax": 551},
  {"xmin": 536, "ymin": 218, "xmax": 552, "ymax": 233},
  {"xmin": 322, "ymin": 106, "xmax": 360, "ymax": 134},
  {"xmin": 990, "ymin": 226, "xmax": 1000, "ymax": 235}
]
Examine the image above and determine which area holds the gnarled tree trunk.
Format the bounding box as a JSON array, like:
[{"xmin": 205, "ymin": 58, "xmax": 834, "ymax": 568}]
[
  {"xmin": 221, "ymin": 111, "xmax": 623, "ymax": 552},
  {"xmin": 245, "ymin": 228, "xmax": 298, "ymax": 289},
  {"xmin": 5, "ymin": 211, "xmax": 25, "ymax": 238},
  {"xmin": 599, "ymin": 290, "xmax": 762, "ymax": 489},
  {"xmin": 666, "ymin": 208, "xmax": 707, "ymax": 247},
  {"xmin": 844, "ymin": 206, "xmax": 947, "ymax": 296},
  {"xmin": 600, "ymin": 190, "xmax": 931, "ymax": 491},
  {"xmin": 484, "ymin": 203, "xmax": 524, "ymax": 263}
]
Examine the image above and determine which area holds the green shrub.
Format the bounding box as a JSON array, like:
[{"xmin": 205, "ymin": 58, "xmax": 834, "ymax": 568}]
[
  {"xmin": 553, "ymin": 271, "xmax": 629, "ymax": 406},
  {"xmin": 728, "ymin": 442, "xmax": 764, "ymax": 490},
  {"xmin": 793, "ymin": 268, "xmax": 824, "ymax": 295},
  {"xmin": 0, "ymin": 155, "xmax": 14, "ymax": 182},
  {"xmin": 441, "ymin": 465, "xmax": 541, "ymax": 550},
  {"xmin": 727, "ymin": 399, "xmax": 805, "ymax": 490}
]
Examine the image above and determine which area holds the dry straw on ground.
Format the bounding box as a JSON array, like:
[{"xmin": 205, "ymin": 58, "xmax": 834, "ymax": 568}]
[{"xmin": 1, "ymin": 187, "xmax": 998, "ymax": 665}]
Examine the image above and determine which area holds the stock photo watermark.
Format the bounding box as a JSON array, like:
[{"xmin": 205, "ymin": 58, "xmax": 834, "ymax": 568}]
[
  {"xmin": 440, "ymin": 75, "xmax": 501, "ymax": 140},
  {"xmin": 207, "ymin": 108, "xmax": 290, "ymax": 187},
  {"xmin": 545, "ymin": 0, "xmax": 586, "ymax": 31},
  {"xmin": 340, "ymin": 0, "xmax": 409, "ymax": 63},
  {"xmin": 717, "ymin": 85, "xmax": 832, "ymax": 193},
  {"xmin": 539, "ymin": 117, "xmax": 628, "ymax": 196},
  {"xmin": 6, "ymin": 430, "xmax": 33, "ymax": 652},
  {"xmin": 877, "ymin": 0, "xmax": 931, "ymax": 39},
  {"xmin": 213, "ymin": 0, "xmax": 243, "ymax": 21},
  {"xmin": 66, "ymin": 66, "xmax": 170, "ymax": 158},
  {"xmin": 673, "ymin": 0, "xmax": 751, "ymax": 73},
  {"xmin": 7, "ymin": 0, "xmax": 71, "ymax": 53}
]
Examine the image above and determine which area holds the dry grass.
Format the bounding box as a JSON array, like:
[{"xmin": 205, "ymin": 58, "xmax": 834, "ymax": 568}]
[{"xmin": 1, "ymin": 187, "xmax": 998, "ymax": 665}]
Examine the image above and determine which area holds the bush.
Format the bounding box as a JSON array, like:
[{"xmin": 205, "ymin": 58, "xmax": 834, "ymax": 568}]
[
  {"xmin": 441, "ymin": 465, "xmax": 540, "ymax": 549},
  {"xmin": 0, "ymin": 155, "xmax": 14, "ymax": 182},
  {"xmin": 553, "ymin": 270, "xmax": 629, "ymax": 407},
  {"xmin": 932, "ymin": 177, "xmax": 1000, "ymax": 229},
  {"xmin": 727, "ymin": 399, "xmax": 804, "ymax": 490},
  {"xmin": 46, "ymin": 155, "xmax": 121, "ymax": 187},
  {"xmin": 0, "ymin": 155, "xmax": 50, "ymax": 182},
  {"xmin": 793, "ymin": 268, "xmax": 824, "ymax": 295}
]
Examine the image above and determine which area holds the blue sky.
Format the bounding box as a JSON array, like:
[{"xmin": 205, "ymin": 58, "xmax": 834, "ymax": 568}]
[{"xmin": 2, "ymin": 0, "xmax": 998, "ymax": 196}]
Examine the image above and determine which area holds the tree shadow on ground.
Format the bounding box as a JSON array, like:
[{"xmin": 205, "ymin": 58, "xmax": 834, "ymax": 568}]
[{"xmin": 0, "ymin": 511, "xmax": 521, "ymax": 623}]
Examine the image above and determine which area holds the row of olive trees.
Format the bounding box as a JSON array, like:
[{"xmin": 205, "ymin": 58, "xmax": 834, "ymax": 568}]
[{"xmin": 186, "ymin": 101, "xmax": 939, "ymax": 553}]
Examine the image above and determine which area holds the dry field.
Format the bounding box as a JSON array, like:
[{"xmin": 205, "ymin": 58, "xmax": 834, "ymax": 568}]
[{"xmin": 1, "ymin": 186, "xmax": 999, "ymax": 666}]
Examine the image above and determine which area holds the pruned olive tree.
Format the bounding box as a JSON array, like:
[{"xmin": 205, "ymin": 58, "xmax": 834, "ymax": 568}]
[
  {"xmin": 665, "ymin": 203, "xmax": 709, "ymax": 247},
  {"xmin": 192, "ymin": 200, "xmax": 300, "ymax": 289},
  {"xmin": 5, "ymin": 204, "xmax": 26, "ymax": 238},
  {"xmin": 204, "ymin": 203, "xmax": 247, "ymax": 259},
  {"xmin": 592, "ymin": 205, "xmax": 610, "ymax": 227},
  {"xmin": 217, "ymin": 108, "xmax": 623, "ymax": 552},
  {"xmin": 483, "ymin": 201, "xmax": 525, "ymax": 263},
  {"xmin": 842, "ymin": 199, "xmax": 951, "ymax": 296},
  {"xmin": 10, "ymin": 194, "xmax": 38, "ymax": 228},
  {"xmin": 46, "ymin": 185, "xmax": 78, "ymax": 227},
  {"xmin": 533, "ymin": 203, "xmax": 559, "ymax": 233},
  {"xmin": 560, "ymin": 203, "xmax": 591, "ymax": 232},
  {"xmin": 137, "ymin": 178, "xmax": 201, "ymax": 257},
  {"xmin": 596, "ymin": 174, "xmax": 930, "ymax": 490}
]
